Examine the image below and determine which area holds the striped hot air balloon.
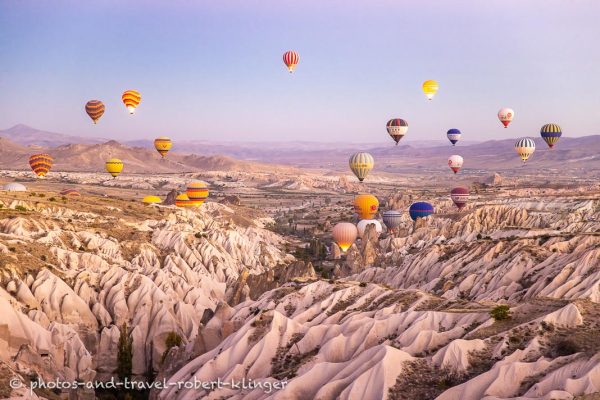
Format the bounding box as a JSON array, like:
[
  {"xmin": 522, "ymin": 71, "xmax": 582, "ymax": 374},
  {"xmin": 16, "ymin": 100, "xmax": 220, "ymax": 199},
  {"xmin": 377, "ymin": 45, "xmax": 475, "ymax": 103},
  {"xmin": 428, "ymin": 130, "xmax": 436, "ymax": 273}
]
[
  {"xmin": 29, "ymin": 154, "xmax": 53, "ymax": 177},
  {"xmin": 448, "ymin": 155, "xmax": 464, "ymax": 174},
  {"xmin": 175, "ymin": 193, "xmax": 192, "ymax": 207},
  {"xmin": 353, "ymin": 194, "xmax": 379, "ymax": 220},
  {"xmin": 283, "ymin": 50, "xmax": 299, "ymax": 73},
  {"xmin": 154, "ymin": 136, "xmax": 172, "ymax": 158},
  {"xmin": 85, "ymin": 100, "xmax": 105, "ymax": 124},
  {"xmin": 447, "ymin": 128, "xmax": 461, "ymax": 146},
  {"xmin": 540, "ymin": 123, "xmax": 562, "ymax": 149},
  {"xmin": 142, "ymin": 195, "xmax": 162, "ymax": 204},
  {"xmin": 515, "ymin": 138, "xmax": 536, "ymax": 162},
  {"xmin": 498, "ymin": 108, "xmax": 514, "ymax": 128},
  {"xmin": 60, "ymin": 189, "xmax": 81, "ymax": 197},
  {"xmin": 332, "ymin": 222, "xmax": 358, "ymax": 252},
  {"xmin": 409, "ymin": 202, "xmax": 434, "ymax": 221},
  {"xmin": 386, "ymin": 119, "xmax": 408, "ymax": 145},
  {"xmin": 382, "ymin": 210, "xmax": 402, "ymax": 232},
  {"xmin": 450, "ymin": 187, "xmax": 469, "ymax": 210},
  {"xmin": 349, "ymin": 152, "xmax": 374, "ymax": 182},
  {"xmin": 422, "ymin": 80, "xmax": 439, "ymax": 100},
  {"xmin": 186, "ymin": 181, "xmax": 209, "ymax": 207},
  {"xmin": 356, "ymin": 219, "xmax": 383, "ymax": 239},
  {"xmin": 122, "ymin": 90, "xmax": 141, "ymax": 114},
  {"xmin": 105, "ymin": 158, "xmax": 124, "ymax": 178}
]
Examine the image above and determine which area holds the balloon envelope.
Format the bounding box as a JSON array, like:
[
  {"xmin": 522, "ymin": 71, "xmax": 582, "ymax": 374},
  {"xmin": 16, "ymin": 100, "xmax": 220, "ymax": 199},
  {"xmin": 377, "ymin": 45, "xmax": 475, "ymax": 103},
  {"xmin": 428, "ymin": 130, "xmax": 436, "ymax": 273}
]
[
  {"xmin": 382, "ymin": 210, "xmax": 403, "ymax": 230},
  {"xmin": 422, "ymin": 80, "xmax": 439, "ymax": 100},
  {"xmin": 515, "ymin": 138, "xmax": 536, "ymax": 162},
  {"xmin": 85, "ymin": 100, "xmax": 105, "ymax": 124},
  {"xmin": 142, "ymin": 195, "xmax": 162, "ymax": 204},
  {"xmin": 386, "ymin": 119, "xmax": 408, "ymax": 145},
  {"xmin": 450, "ymin": 187, "xmax": 469, "ymax": 210},
  {"xmin": 354, "ymin": 194, "xmax": 379, "ymax": 220},
  {"xmin": 283, "ymin": 50, "xmax": 299, "ymax": 73},
  {"xmin": 186, "ymin": 181, "xmax": 209, "ymax": 207},
  {"xmin": 175, "ymin": 193, "xmax": 192, "ymax": 207},
  {"xmin": 349, "ymin": 152, "xmax": 374, "ymax": 182},
  {"xmin": 60, "ymin": 189, "xmax": 81, "ymax": 197},
  {"xmin": 29, "ymin": 154, "xmax": 53, "ymax": 177},
  {"xmin": 356, "ymin": 219, "xmax": 383, "ymax": 238},
  {"xmin": 105, "ymin": 158, "xmax": 124, "ymax": 178},
  {"xmin": 448, "ymin": 155, "xmax": 464, "ymax": 174},
  {"xmin": 498, "ymin": 108, "xmax": 514, "ymax": 128},
  {"xmin": 447, "ymin": 128, "xmax": 461, "ymax": 145},
  {"xmin": 332, "ymin": 222, "xmax": 358, "ymax": 252},
  {"xmin": 154, "ymin": 136, "xmax": 172, "ymax": 158},
  {"xmin": 409, "ymin": 202, "xmax": 434, "ymax": 221},
  {"xmin": 540, "ymin": 124, "xmax": 562, "ymax": 148},
  {"xmin": 122, "ymin": 90, "xmax": 141, "ymax": 114}
]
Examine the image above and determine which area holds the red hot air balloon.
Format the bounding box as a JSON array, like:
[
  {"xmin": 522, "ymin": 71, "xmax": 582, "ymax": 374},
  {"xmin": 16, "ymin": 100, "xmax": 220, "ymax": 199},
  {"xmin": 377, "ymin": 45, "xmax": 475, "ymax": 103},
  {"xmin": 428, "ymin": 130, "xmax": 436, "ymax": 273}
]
[{"xmin": 283, "ymin": 51, "xmax": 299, "ymax": 73}]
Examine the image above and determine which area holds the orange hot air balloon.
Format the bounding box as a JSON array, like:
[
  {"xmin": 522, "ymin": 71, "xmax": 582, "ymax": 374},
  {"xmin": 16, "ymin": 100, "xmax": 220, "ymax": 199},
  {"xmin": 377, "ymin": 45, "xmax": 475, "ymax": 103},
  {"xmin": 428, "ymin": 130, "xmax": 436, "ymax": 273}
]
[
  {"xmin": 283, "ymin": 50, "xmax": 299, "ymax": 73},
  {"xmin": 154, "ymin": 136, "xmax": 172, "ymax": 158},
  {"xmin": 353, "ymin": 194, "xmax": 379, "ymax": 220},
  {"xmin": 175, "ymin": 193, "xmax": 192, "ymax": 207},
  {"xmin": 122, "ymin": 90, "xmax": 141, "ymax": 114},
  {"xmin": 85, "ymin": 100, "xmax": 105, "ymax": 124},
  {"xmin": 29, "ymin": 154, "xmax": 53, "ymax": 177},
  {"xmin": 186, "ymin": 181, "xmax": 209, "ymax": 207},
  {"xmin": 332, "ymin": 222, "xmax": 358, "ymax": 252}
]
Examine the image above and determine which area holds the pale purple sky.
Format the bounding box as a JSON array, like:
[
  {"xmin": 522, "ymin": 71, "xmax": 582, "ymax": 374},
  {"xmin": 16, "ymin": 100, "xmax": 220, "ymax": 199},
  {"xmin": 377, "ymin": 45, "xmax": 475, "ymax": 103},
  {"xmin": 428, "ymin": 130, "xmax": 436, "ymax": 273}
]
[{"xmin": 0, "ymin": 0, "xmax": 599, "ymax": 142}]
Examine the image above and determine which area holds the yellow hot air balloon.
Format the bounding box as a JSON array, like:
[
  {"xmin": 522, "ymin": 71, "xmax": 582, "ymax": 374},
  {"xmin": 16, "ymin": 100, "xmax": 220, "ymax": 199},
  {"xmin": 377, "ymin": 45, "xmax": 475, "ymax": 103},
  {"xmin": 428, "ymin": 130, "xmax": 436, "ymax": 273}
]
[
  {"xmin": 122, "ymin": 90, "xmax": 141, "ymax": 114},
  {"xmin": 154, "ymin": 136, "xmax": 172, "ymax": 158},
  {"xmin": 422, "ymin": 80, "xmax": 439, "ymax": 100},
  {"xmin": 332, "ymin": 222, "xmax": 358, "ymax": 252},
  {"xmin": 142, "ymin": 195, "xmax": 162, "ymax": 204},
  {"xmin": 349, "ymin": 152, "xmax": 374, "ymax": 182},
  {"xmin": 105, "ymin": 158, "xmax": 124, "ymax": 178},
  {"xmin": 354, "ymin": 194, "xmax": 379, "ymax": 220},
  {"xmin": 29, "ymin": 154, "xmax": 53, "ymax": 178},
  {"xmin": 175, "ymin": 193, "xmax": 192, "ymax": 207},
  {"xmin": 186, "ymin": 181, "xmax": 209, "ymax": 207}
]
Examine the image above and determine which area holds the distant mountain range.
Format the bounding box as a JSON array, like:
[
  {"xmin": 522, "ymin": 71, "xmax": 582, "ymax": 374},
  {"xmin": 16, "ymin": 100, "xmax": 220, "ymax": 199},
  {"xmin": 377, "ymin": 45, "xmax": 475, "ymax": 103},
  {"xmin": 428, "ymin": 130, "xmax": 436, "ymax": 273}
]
[{"xmin": 1, "ymin": 124, "xmax": 599, "ymax": 173}]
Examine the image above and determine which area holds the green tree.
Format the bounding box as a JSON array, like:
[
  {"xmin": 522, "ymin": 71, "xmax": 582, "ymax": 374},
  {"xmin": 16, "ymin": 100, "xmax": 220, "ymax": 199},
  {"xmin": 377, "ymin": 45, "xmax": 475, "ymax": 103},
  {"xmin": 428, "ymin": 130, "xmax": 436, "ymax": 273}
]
[
  {"xmin": 116, "ymin": 322, "xmax": 133, "ymax": 381},
  {"xmin": 161, "ymin": 331, "xmax": 183, "ymax": 364},
  {"xmin": 490, "ymin": 305, "xmax": 510, "ymax": 321}
]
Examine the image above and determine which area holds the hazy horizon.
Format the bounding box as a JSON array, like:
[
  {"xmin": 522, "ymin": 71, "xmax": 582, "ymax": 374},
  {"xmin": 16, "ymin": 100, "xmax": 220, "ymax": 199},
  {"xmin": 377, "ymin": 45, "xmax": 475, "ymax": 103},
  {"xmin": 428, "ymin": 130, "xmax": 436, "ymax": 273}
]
[{"xmin": 1, "ymin": 1, "xmax": 599, "ymax": 143}]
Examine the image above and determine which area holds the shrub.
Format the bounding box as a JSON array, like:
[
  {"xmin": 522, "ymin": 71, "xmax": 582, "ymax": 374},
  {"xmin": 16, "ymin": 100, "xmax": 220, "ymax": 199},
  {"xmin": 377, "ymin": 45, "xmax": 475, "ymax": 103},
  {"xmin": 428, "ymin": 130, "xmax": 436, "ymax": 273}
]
[
  {"xmin": 161, "ymin": 331, "xmax": 183, "ymax": 364},
  {"xmin": 490, "ymin": 305, "xmax": 510, "ymax": 321},
  {"xmin": 476, "ymin": 233, "xmax": 482, "ymax": 240},
  {"xmin": 49, "ymin": 197, "xmax": 56, "ymax": 202},
  {"xmin": 359, "ymin": 282, "xmax": 367, "ymax": 287},
  {"xmin": 554, "ymin": 339, "xmax": 580, "ymax": 357},
  {"xmin": 15, "ymin": 206, "xmax": 28, "ymax": 212}
]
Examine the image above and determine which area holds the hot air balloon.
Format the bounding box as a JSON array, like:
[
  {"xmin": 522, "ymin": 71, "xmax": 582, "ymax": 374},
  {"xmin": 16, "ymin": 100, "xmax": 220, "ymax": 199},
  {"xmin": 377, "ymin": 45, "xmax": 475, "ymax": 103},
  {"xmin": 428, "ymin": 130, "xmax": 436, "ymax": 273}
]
[
  {"xmin": 409, "ymin": 202, "xmax": 434, "ymax": 221},
  {"xmin": 356, "ymin": 219, "xmax": 383, "ymax": 239},
  {"xmin": 175, "ymin": 193, "xmax": 191, "ymax": 207},
  {"xmin": 85, "ymin": 100, "xmax": 105, "ymax": 124},
  {"xmin": 154, "ymin": 136, "xmax": 172, "ymax": 158},
  {"xmin": 386, "ymin": 119, "xmax": 408, "ymax": 145},
  {"xmin": 450, "ymin": 187, "xmax": 469, "ymax": 210},
  {"xmin": 515, "ymin": 138, "xmax": 536, "ymax": 162},
  {"xmin": 142, "ymin": 195, "xmax": 162, "ymax": 204},
  {"xmin": 422, "ymin": 80, "xmax": 439, "ymax": 100},
  {"xmin": 122, "ymin": 90, "xmax": 141, "ymax": 114},
  {"xmin": 283, "ymin": 51, "xmax": 299, "ymax": 73},
  {"xmin": 186, "ymin": 181, "xmax": 209, "ymax": 207},
  {"xmin": 448, "ymin": 155, "xmax": 464, "ymax": 174},
  {"xmin": 332, "ymin": 222, "xmax": 358, "ymax": 252},
  {"xmin": 354, "ymin": 194, "xmax": 379, "ymax": 220},
  {"xmin": 382, "ymin": 210, "xmax": 402, "ymax": 232},
  {"xmin": 540, "ymin": 124, "xmax": 562, "ymax": 149},
  {"xmin": 105, "ymin": 158, "xmax": 124, "ymax": 178},
  {"xmin": 60, "ymin": 189, "xmax": 81, "ymax": 197},
  {"xmin": 498, "ymin": 108, "xmax": 514, "ymax": 128},
  {"xmin": 447, "ymin": 129, "xmax": 461, "ymax": 146},
  {"xmin": 349, "ymin": 152, "xmax": 374, "ymax": 182},
  {"xmin": 29, "ymin": 154, "xmax": 53, "ymax": 177}
]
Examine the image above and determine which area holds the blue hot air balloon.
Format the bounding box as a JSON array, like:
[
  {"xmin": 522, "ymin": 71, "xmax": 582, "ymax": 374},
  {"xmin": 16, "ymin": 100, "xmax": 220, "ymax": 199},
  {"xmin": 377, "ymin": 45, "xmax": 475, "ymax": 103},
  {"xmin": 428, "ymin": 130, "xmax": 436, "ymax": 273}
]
[
  {"xmin": 447, "ymin": 129, "xmax": 461, "ymax": 146},
  {"xmin": 409, "ymin": 202, "xmax": 434, "ymax": 221}
]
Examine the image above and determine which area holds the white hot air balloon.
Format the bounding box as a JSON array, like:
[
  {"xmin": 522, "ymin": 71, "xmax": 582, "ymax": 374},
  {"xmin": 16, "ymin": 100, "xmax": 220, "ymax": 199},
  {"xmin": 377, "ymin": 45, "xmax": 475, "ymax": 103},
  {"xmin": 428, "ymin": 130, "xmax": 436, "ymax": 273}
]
[
  {"xmin": 448, "ymin": 155, "xmax": 464, "ymax": 174},
  {"xmin": 356, "ymin": 219, "xmax": 383, "ymax": 238},
  {"xmin": 498, "ymin": 108, "xmax": 514, "ymax": 128}
]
